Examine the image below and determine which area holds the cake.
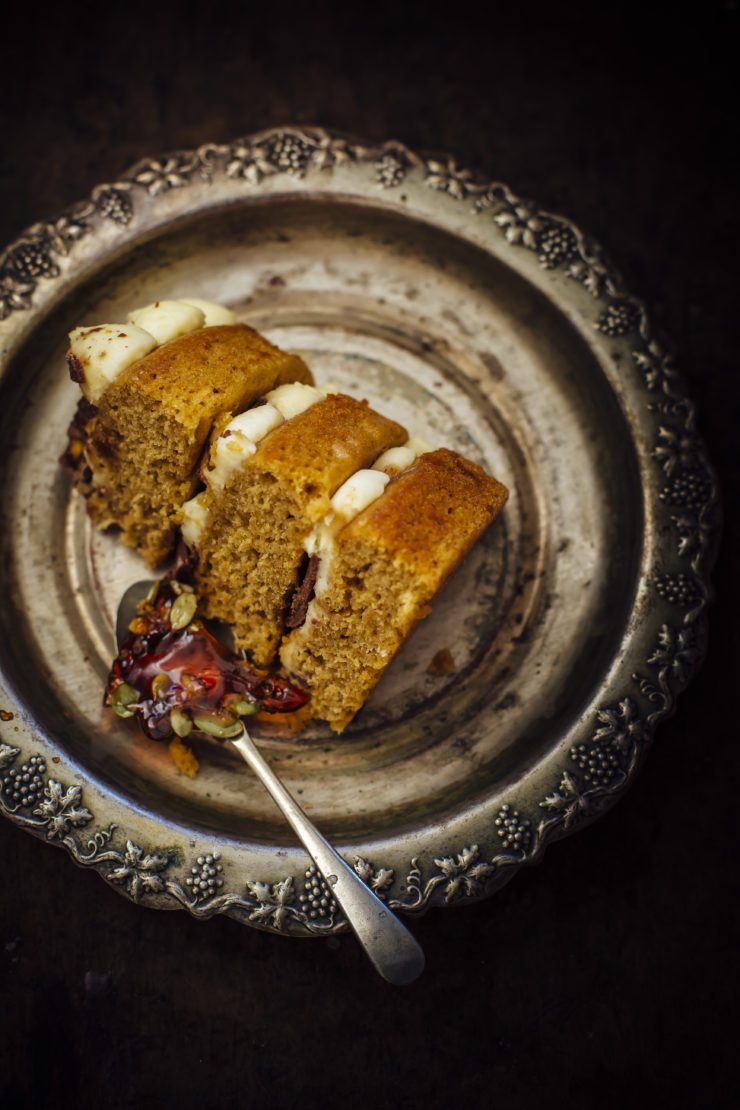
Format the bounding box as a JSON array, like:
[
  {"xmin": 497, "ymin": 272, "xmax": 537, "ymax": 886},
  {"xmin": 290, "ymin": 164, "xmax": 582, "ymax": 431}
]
[
  {"xmin": 62, "ymin": 299, "xmax": 311, "ymax": 565},
  {"xmin": 181, "ymin": 386, "xmax": 508, "ymax": 730},
  {"xmin": 70, "ymin": 305, "xmax": 510, "ymax": 741},
  {"xmin": 181, "ymin": 385, "xmax": 407, "ymax": 665},
  {"xmin": 279, "ymin": 448, "xmax": 508, "ymax": 731}
]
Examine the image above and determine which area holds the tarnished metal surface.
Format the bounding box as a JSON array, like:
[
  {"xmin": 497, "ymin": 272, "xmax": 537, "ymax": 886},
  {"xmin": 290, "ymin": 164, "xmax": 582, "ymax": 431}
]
[{"xmin": 0, "ymin": 128, "xmax": 719, "ymax": 935}]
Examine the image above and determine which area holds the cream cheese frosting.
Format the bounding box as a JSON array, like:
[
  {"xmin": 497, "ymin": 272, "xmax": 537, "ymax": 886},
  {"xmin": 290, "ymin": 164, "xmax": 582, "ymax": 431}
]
[
  {"xmin": 208, "ymin": 404, "xmax": 285, "ymax": 491},
  {"xmin": 180, "ymin": 492, "xmax": 210, "ymax": 548},
  {"xmin": 372, "ymin": 437, "xmax": 433, "ymax": 475},
  {"xmin": 265, "ymin": 382, "xmax": 326, "ymax": 421},
  {"xmin": 178, "ymin": 298, "xmax": 237, "ymax": 327},
  {"xmin": 128, "ymin": 301, "xmax": 205, "ymax": 345},
  {"xmin": 296, "ymin": 435, "xmax": 434, "ymax": 629},
  {"xmin": 67, "ymin": 323, "xmax": 158, "ymax": 405}
]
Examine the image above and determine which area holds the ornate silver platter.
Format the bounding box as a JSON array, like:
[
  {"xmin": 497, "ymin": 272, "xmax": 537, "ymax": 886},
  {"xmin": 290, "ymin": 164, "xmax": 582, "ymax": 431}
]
[{"xmin": 0, "ymin": 127, "xmax": 718, "ymax": 936}]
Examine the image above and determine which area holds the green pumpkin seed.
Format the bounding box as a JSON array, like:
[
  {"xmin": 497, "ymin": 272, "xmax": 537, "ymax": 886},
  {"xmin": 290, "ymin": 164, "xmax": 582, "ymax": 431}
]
[
  {"xmin": 234, "ymin": 698, "xmax": 260, "ymax": 716},
  {"xmin": 170, "ymin": 580, "xmax": 194, "ymax": 597},
  {"xmin": 192, "ymin": 712, "xmax": 242, "ymax": 739},
  {"xmin": 170, "ymin": 591, "xmax": 198, "ymax": 630},
  {"xmin": 170, "ymin": 707, "xmax": 193, "ymax": 738},
  {"xmin": 111, "ymin": 682, "xmax": 138, "ymax": 718}
]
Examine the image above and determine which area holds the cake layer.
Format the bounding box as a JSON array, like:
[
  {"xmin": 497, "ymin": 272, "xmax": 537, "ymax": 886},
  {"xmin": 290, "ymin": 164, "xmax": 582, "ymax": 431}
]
[
  {"xmin": 244, "ymin": 392, "xmax": 407, "ymax": 520},
  {"xmin": 189, "ymin": 392, "xmax": 408, "ymax": 665},
  {"xmin": 98, "ymin": 324, "xmax": 311, "ymax": 456},
  {"xmin": 76, "ymin": 324, "xmax": 312, "ymax": 566},
  {"xmin": 279, "ymin": 448, "xmax": 509, "ymax": 731}
]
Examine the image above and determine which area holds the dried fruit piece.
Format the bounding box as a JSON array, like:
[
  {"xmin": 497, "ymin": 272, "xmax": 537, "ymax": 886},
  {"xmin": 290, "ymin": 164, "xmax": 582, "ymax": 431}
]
[
  {"xmin": 151, "ymin": 672, "xmax": 172, "ymax": 700},
  {"xmin": 168, "ymin": 736, "xmax": 200, "ymax": 778}
]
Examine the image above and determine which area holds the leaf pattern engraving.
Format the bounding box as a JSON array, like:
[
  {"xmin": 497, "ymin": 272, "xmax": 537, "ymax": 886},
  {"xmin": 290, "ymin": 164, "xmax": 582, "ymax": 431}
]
[
  {"xmin": 0, "ymin": 743, "xmax": 21, "ymax": 768},
  {"xmin": 32, "ymin": 780, "xmax": 92, "ymax": 840},
  {"xmin": 0, "ymin": 272, "xmax": 35, "ymax": 319},
  {"xmin": 107, "ymin": 840, "xmax": 169, "ymax": 901},
  {"xmin": 134, "ymin": 156, "xmax": 197, "ymax": 195},
  {"xmin": 434, "ymin": 845, "xmax": 496, "ymax": 904},
  {"xmin": 353, "ymin": 857, "xmax": 394, "ymax": 898},
  {"xmin": 245, "ymin": 876, "xmax": 296, "ymax": 932},
  {"xmin": 540, "ymin": 772, "xmax": 590, "ymax": 830}
]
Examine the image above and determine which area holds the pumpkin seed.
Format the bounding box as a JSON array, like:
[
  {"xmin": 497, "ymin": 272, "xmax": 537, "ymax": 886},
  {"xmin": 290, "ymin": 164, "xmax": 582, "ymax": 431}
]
[
  {"xmin": 192, "ymin": 712, "xmax": 242, "ymax": 739},
  {"xmin": 111, "ymin": 682, "xmax": 138, "ymax": 718},
  {"xmin": 170, "ymin": 580, "xmax": 193, "ymax": 597},
  {"xmin": 234, "ymin": 698, "xmax": 260, "ymax": 716},
  {"xmin": 170, "ymin": 706, "xmax": 193, "ymax": 738},
  {"xmin": 170, "ymin": 591, "xmax": 197, "ymax": 630}
]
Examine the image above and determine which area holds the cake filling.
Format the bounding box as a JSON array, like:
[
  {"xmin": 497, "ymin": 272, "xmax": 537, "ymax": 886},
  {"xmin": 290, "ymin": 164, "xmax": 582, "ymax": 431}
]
[
  {"xmin": 285, "ymin": 554, "xmax": 320, "ymax": 629},
  {"xmin": 58, "ymin": 397, "xmax": 98, "ymax": 488}
]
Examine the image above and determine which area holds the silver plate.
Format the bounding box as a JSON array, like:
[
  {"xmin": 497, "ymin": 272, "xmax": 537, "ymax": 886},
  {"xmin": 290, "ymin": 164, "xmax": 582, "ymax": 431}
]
[{"xmin": 0, "ymin": 128, "xmax": 718, "ymax": 935}]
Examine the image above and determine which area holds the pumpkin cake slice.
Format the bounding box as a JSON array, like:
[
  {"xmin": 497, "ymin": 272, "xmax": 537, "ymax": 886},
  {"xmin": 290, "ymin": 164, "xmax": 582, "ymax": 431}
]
[
  {"xmin": 181, "ymin": 387, "xmax": 408, "ymax": 666},
  {"xmin": 61, "ymin": 301, "xmax": 311, "ymax": 566},
  {"xmin": 279, "ymin": 448, "xmax": 509, "ymax": 732}
]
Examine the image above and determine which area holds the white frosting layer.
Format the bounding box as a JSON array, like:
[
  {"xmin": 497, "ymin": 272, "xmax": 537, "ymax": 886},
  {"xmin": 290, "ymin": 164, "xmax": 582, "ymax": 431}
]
[
  {"xmin": 178, "ymin": 298, "xmax": 236, "ymax": 326},
  {"xmin": 208, "ymin": 404, "xmax": 285, "ymax": 491},
  {"xmin": 331, "ymin": 469, "xmax": 389, "ymax": 520},
  {"xmin": 181, "ymin": 492, "xmax": 209, "ymax": 547},
  {"xmin": 372, "ymin": 436, "xmax": 432, "ymax": 475},
  {"xmin": 128, "ymin": 301, "xmax": 205, "ymax": 345},
  {"xmin": 227, "ymin": 405, "xmax": 285, "ymax": 443},
  {"xmin": 68, "ymin": 323, "xmax": 158, "ymax": 404},
  {"xmin": 265, "ymin": 382, "xmax": 324, "ymax": 421}
]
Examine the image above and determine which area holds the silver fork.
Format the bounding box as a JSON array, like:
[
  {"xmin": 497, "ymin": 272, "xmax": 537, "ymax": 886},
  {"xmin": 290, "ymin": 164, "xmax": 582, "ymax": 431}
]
[{"xmin": 116, "ymin": 580, "xmax": 425, "ymax": 985}]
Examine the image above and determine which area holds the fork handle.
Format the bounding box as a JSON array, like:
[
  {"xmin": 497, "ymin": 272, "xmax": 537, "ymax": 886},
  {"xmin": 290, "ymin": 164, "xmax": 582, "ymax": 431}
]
[{"xmin": 231, "ymin": 730, "xmax": 425, "ymax": 985}]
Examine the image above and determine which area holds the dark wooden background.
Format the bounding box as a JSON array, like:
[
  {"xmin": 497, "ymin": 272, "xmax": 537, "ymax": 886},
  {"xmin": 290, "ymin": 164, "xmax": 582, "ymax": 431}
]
[{"xmin": 1, "ymin": 4, "xmax": 737, "ymax": 1107}]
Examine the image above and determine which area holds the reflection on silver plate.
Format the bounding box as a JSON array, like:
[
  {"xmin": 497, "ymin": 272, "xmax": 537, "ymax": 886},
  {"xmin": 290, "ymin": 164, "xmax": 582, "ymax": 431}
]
[{"xmin": 0, "ymin": 128, "xmax": 718, "ymax": 935}]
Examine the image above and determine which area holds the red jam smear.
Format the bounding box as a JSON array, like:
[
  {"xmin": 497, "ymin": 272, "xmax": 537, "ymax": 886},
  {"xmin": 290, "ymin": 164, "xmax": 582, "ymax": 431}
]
[{"xmin": 105, "ymin": 579, "xmax": 308, "ymax": 741}]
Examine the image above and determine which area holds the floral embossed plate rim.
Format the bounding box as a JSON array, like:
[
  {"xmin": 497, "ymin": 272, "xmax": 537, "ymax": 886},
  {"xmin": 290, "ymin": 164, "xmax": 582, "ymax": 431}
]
[{"xmin": 0, "ymin": 126, "xmax": 719, "ymax": 937}]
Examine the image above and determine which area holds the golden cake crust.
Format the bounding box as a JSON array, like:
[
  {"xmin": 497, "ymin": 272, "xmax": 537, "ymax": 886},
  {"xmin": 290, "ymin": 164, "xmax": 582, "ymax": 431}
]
[
  {"xmin": 342, "ymin": 448, "xmax": 509, "ymax": 588},
  {"xmin": 247, "ymin": 393, "xmax": 407, "ymax": 518},
  {"xmin": 99, "ymin": 324, "xmax": 312, "ymax": 441},
  {"xmin": 82, "ymin": 324, "xmax": 312, "ymax": 566}
]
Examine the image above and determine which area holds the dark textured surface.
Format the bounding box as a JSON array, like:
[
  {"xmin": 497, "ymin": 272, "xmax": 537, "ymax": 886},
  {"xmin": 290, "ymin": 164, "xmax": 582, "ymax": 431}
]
[{"xmin": 1, "ymin": 5, "xmax": 738, "ymax": 1108}]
